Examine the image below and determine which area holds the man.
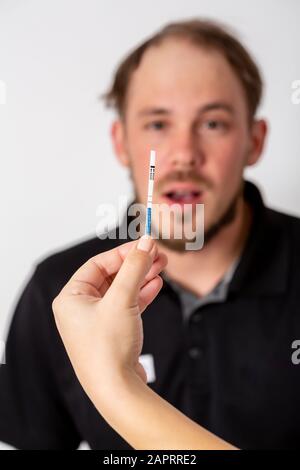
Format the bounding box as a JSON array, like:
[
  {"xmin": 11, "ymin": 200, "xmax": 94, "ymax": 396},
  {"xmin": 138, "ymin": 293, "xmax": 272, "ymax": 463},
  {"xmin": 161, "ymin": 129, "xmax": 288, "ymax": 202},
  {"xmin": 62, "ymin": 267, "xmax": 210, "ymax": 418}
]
[{"xmin": 1, "ymin": 19, "xmax": 300, "ymax": 450}]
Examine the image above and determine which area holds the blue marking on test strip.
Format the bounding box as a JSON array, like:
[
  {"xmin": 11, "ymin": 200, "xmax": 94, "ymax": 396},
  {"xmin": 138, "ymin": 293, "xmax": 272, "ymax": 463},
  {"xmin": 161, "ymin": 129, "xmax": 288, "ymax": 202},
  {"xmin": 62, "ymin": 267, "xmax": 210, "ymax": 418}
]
[{"xmin": 146, "ymin": 207, "xmax": 152, "ymax": 235}]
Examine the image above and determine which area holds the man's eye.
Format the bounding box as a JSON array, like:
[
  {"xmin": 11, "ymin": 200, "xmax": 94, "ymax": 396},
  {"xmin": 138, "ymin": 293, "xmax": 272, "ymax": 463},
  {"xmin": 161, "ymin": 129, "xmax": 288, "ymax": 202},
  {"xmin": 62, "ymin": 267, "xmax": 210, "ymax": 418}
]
[
  {"xmin": 145, "ymin": 121, "xmax": 167, "ymax": 131},
  {"xmin": 205, "ymin": 120, "xmax": 223, "ymax": 129}
]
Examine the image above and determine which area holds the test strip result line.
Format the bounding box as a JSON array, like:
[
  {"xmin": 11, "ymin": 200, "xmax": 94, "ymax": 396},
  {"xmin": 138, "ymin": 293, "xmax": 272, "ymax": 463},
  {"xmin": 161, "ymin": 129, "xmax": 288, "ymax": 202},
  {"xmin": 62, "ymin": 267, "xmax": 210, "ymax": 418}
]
[{"xmin": 145, "ymin": 150, "xmax": 156, "ymax": 236}]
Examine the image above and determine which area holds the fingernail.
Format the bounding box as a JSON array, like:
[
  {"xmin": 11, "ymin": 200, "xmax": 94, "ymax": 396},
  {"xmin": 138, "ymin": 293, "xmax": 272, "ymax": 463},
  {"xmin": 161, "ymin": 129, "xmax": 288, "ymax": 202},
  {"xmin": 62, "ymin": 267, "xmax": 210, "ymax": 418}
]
[{"xmin": 137, "ymin": 235, "xmax": 153, "ymax": 252}]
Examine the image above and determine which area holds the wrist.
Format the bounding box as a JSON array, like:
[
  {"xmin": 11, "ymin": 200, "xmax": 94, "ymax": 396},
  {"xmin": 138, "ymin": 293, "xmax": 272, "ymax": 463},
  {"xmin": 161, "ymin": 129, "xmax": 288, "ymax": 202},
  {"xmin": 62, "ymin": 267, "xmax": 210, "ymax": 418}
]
[{"xmin": 85, "ymin": 362, "xmax": 145, "ymax": 404}]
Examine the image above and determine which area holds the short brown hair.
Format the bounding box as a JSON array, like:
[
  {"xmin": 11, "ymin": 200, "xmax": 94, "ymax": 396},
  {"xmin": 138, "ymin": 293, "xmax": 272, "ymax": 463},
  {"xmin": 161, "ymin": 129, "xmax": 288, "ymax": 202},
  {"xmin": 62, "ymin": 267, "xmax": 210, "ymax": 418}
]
[{"xmin": 103, "ymin": 19, "xmax": 263, "ymax": 122}]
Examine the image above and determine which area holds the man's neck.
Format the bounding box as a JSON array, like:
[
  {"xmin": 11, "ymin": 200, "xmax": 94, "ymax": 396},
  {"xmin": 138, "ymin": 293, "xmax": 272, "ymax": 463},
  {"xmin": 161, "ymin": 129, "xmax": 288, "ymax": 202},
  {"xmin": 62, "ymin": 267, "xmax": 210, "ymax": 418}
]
[{"xmin": 158, "ymin": 197, "xmax": 253, "ymax": 297}]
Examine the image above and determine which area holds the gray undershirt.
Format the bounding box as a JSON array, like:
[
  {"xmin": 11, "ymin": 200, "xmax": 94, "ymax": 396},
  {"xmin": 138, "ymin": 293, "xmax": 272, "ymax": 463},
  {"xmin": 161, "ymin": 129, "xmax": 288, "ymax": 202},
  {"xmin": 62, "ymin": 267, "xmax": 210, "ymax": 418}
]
[{"xmin": 162, "ymin": 259, "xmax": 239, "ymax": 323}]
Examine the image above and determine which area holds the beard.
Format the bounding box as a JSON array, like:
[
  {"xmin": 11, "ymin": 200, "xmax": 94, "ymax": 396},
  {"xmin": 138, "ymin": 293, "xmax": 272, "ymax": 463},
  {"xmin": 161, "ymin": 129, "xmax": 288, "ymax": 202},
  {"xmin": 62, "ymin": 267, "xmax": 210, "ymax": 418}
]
[
  {"xmin": 152, "ymin": 186, "xmax": 242, "ymax": 252},
  {"xmin": 204, "ymin": 181, "xmax": 244, "ymax": 243},
  {"xmin": 130, "ymin": 169, "xmax": 244, "ymax": 253}
]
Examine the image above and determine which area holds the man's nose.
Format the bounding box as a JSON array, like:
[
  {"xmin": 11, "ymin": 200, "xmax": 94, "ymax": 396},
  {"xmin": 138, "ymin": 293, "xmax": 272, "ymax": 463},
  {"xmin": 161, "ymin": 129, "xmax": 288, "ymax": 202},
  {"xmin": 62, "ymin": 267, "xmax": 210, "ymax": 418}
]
[{"xmin": 169, "ymin": 129, "xmax": 204, "ymax": 169}]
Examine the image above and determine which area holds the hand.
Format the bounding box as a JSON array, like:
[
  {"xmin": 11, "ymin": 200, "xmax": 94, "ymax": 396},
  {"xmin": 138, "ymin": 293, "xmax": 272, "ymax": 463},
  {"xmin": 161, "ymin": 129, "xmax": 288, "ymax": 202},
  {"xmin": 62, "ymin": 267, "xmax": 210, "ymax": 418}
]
[
  {"xmin": 52, "ymin": 236, "xmax": 237, "ymax": 450},
  {"xmin": 52, "ymin": 236, "xmax": 168, "ymax": 396}
]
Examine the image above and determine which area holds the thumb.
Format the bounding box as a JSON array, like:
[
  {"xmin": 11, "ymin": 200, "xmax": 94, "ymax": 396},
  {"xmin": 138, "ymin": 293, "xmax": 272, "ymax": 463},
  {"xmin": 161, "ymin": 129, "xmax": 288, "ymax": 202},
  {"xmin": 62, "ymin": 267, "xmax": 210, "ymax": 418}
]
[{"xmin": 106, "ymin": 235, "xmax": 156, "ymax": 309}]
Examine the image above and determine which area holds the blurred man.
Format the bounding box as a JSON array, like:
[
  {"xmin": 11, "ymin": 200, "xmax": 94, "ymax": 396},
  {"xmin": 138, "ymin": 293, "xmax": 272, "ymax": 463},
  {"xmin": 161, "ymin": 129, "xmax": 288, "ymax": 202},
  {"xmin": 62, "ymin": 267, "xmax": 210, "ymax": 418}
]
[{"xmin": 1, "ymin": 19, "xmax": 300, "ymax": 449}]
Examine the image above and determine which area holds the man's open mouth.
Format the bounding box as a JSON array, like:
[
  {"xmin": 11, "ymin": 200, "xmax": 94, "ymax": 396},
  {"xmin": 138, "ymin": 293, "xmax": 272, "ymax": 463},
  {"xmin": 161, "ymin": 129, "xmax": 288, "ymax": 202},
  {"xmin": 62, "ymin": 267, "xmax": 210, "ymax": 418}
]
[{"xmin": 161, "ymin": 186, "xmax": 204, "ymax": 204}]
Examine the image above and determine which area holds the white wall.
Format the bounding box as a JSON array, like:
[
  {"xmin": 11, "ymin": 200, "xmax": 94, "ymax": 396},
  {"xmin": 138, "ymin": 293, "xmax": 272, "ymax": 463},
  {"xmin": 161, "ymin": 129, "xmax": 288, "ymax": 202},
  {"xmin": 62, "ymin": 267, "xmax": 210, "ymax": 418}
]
[{"xmin": 0, "ymin": 0, "xmax": 299, "ymax": 449}]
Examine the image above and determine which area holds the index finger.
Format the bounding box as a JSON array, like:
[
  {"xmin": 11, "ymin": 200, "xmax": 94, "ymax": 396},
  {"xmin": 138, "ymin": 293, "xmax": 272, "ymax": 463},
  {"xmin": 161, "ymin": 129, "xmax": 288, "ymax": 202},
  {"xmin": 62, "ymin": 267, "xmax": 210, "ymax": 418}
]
[{"xmin": 60, "ymin": 239, "xmax": 158, "ymax": 299}]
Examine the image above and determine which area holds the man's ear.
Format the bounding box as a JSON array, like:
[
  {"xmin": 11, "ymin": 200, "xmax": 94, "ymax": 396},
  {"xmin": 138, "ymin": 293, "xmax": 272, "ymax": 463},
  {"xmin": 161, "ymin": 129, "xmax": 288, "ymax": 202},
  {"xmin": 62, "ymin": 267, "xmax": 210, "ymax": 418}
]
[
  {"xmin": 111, "ymin": 119, "xmax": 130, "ymax": 167},
  {"xmin": 246, "ymin": 119, "xmax": 268, "ymax": 167}
]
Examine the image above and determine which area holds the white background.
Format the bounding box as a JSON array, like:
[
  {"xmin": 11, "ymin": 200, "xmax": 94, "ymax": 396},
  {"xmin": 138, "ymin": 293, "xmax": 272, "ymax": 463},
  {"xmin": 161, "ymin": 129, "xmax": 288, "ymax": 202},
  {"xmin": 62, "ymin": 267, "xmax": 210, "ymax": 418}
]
[{"xmin": 0, "ymin": 0, "xmax": 299, "ymax": 450}]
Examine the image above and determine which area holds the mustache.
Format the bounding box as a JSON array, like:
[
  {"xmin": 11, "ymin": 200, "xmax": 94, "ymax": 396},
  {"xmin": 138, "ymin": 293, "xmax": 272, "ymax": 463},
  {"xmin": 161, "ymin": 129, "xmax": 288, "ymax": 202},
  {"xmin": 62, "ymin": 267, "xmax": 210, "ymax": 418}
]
[{"xmin": 155, "ymin": 170, "xmax": 212, "ymax": 193}]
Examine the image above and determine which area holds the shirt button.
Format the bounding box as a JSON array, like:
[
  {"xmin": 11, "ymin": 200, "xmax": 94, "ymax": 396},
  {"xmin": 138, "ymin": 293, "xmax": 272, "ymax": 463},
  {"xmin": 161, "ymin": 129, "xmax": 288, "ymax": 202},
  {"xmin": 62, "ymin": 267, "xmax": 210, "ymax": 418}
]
[
  {"xmin": 188, "ymin": 347, "xmax": 203, "ymax": 359},
  {"xmin": 191, "ymin": 312, "xmax": 203, "ymax": 323}
]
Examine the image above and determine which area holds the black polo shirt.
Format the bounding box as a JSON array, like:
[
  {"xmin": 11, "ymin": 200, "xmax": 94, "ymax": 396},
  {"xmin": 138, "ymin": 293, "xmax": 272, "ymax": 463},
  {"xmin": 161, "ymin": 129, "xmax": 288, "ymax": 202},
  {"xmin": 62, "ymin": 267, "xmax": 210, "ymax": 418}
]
[{"xmin": 1, "ymin": 180, "xmax": 300, "ymax": 450}]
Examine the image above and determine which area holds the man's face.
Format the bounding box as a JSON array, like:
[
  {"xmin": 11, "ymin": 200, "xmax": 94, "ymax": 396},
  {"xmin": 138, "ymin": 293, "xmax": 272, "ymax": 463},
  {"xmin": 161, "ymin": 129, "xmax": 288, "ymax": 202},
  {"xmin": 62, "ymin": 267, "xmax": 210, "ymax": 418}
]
[{"xmin": 112, "ymin": 38, "xmax": 263, "ymax": 249}]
